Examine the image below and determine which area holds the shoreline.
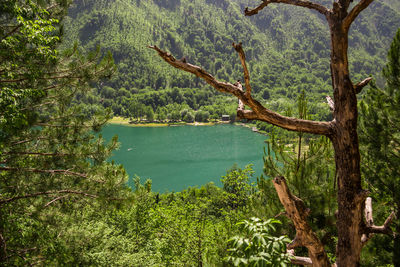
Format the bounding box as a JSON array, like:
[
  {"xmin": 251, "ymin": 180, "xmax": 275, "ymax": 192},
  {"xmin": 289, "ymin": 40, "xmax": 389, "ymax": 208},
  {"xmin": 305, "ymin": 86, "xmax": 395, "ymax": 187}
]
[
  {"xmin": 108, "ymin": 116, "xmax": 227, "ymax": 127},
  {"xmin": 108, "ymin": 116, "xmax": 269, "ymax": 136}
]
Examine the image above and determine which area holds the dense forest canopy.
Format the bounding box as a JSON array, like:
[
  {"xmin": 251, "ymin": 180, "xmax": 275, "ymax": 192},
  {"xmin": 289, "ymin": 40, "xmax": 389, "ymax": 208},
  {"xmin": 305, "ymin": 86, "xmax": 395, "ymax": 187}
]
[{"xmin": 63, "ymin": 0, "xmax": 400, "ymax": 121}]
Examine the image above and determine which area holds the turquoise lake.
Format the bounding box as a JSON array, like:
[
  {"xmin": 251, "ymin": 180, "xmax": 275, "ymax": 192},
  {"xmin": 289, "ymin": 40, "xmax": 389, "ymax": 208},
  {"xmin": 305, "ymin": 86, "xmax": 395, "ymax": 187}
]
[{"xmin": 101, "ymin": 124, "xmax": 269, "ymax": 192}]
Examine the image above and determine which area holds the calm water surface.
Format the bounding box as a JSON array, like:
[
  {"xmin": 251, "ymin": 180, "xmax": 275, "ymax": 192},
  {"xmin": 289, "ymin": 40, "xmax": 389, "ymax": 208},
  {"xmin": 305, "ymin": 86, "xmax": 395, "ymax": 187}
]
[{"xmin": 101, "ymin": 124, "xmax": 268, "ymax": 192}]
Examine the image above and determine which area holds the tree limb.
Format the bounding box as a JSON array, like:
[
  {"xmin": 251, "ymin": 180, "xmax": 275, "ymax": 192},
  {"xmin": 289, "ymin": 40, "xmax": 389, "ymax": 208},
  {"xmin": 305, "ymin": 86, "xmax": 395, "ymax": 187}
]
[
  {"xmin": 244, "ymin": 0, "xmax": 329, "ymax": 17},
  {"xmin": 234, "ymin": 81, "xmax": 256, "ymax": 118},
  {"xmin": 0, "ymin": 75, "xmax": 83, "ymax": 83},
  {"xmin": 326, "ymin": 96, "xmax": 335, "ymax": 112},
  {"xmin": 43, "ymin": 195, "xmax": 68, "ymax": 207},
  {"xmin": 343, "ymin": 0, "xmax": 374, "ymax": 31},
  {"xmin": 232, "ymin": 43, "xmax": 252, "ymax": 97},
  {"xmin": 3, "ymin": 151, "xmax": 69, "ymax": 157},
  {"xmin": 34, "ymin": 123, "xmax": 92, "ymax": 128},
  {"xmin": 354, "ymin": 77, "xmax": 372, "ymax": 94},
  {"xmin": 273, "ymin": 176, "xmax": 331, "ymax": 266},
  {"xmin": 149, "ymin": 45, "xmax": 332, "ymax": 135},
  {"xmin": 0, "ymin": 166, "xmax": 88, "ymax": 178},
  {"xmin": 1, "ymin": 24, "xmax": 22, "ymax": 41},
  {"xmin": 287, "ymin": 249, "xmax": 313, "ymax": 266},
  {"xmin": 0, "ymin": 190, "xmax": 97, "ymax": 205},
  {"xmin": 361, "ymin": 197, "xmax": 395, "ymax": 246}
]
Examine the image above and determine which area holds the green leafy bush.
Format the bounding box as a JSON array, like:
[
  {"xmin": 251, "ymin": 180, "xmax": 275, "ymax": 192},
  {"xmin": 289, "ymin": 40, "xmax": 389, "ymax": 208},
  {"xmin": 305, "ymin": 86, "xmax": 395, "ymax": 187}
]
[{"xmin": 226, "ymin": 217, "xmax": 291, "ymax": 266}]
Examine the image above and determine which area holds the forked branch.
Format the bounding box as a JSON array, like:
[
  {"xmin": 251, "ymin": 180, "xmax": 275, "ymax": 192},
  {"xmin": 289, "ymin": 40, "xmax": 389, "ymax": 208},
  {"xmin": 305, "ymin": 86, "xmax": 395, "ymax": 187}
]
[
  {"xmin": 149, "ymin": 45, "xmax": 332, "ymax": 135},
  {"xmin": 273, "ymin": 176, "xmax": 331, "ymax": 266},
  {"xmin": 244, "ymin": 0, "xmax": 329, "ymax": 17},
  {"xmin": 361, "ymin": 197, "xmax": 395, "ymax": 246},
  {"xmin": 343, "ymin": 0, "xmax": 374, "ymax": 31}
]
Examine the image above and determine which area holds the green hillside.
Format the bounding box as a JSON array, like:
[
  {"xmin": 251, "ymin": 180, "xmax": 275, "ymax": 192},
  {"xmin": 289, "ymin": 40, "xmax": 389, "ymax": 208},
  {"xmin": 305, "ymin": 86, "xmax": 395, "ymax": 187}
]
[{"xmin": 63, "ymin": 0, "xmax": 400, "ymax": 119}]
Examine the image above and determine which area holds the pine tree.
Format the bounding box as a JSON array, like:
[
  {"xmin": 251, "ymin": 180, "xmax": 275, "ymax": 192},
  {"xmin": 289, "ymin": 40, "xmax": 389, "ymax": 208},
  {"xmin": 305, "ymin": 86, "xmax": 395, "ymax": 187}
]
[
  {"xmin": 359, "ymin": 27, "xmax": 400, "ymax": 266},
  {"xmin": 0, "ymin": 1, "xmax": 129, "ymax": 264},
  {"xmin": 259, "ymin": 92, "xmax": 337, "ymax": 257}
]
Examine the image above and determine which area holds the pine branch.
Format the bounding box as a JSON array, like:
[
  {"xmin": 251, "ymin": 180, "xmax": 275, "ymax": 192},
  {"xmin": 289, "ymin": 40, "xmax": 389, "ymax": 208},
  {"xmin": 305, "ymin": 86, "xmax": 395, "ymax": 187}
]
[
  {"xmin": 3, "ymin": 152, "xmax": 69, "ymax": 157},
  {"xmin": 34, "ymin": 123, "xmax": 93, "ymax": 128},
  {"xmin": 0, "ymin": 190, "xmax": 97, "ymax": 205},
  {"xmin": 0, "ymin": 166, "xmax": 88, "ymax": 178}
]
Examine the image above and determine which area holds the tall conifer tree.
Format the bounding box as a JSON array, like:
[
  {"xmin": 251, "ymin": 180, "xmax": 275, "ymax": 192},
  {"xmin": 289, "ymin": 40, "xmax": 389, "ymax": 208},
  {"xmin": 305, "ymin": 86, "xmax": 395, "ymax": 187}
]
[
  {"xmin": 359, "ymin": 28, "xmax": 400, "ymax": 266},
  {"xmin": 0, "ymin": 1, "xmax": 128, "ymax": 264}
]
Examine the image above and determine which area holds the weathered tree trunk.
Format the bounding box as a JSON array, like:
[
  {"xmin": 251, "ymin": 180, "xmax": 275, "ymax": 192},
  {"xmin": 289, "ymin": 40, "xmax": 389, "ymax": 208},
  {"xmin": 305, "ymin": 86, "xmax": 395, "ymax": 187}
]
[{"xmin": 328, "ymin": 17, "xmax": 364, "ymax": 266}]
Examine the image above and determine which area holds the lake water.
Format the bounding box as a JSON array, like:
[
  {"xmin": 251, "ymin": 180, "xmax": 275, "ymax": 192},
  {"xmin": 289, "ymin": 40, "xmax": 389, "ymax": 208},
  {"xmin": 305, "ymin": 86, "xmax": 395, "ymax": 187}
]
[{"xmin": 101, "ymin": 124, "xmax": 268, "ymax": 192}]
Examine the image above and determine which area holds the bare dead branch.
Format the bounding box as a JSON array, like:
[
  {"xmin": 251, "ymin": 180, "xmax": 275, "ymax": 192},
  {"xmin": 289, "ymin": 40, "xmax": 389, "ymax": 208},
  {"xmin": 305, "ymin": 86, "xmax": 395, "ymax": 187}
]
[
  {"xmin": 364, "ymin": 196, "xmax": 374, "ymax": 226},
  {"xmin": 44, "ymin": 195, "xmax": 68, "ymax": 207},
  {"xmin": 354, "ymin": 77, "xmax": 372, "ymax": 94},
  {"xmin": 10, "ymin": 137, "xmax": 49, "ymax": 146},
  {"xmin": 288, "ymin": 234, "xmax": 303, "ymax": 249},
  {"xmin": 326, "ymin": 96, "xmax": 335, "ymax": 111},
  {"xmin": 361, "ymin": 197, "xmax": 395, "ymax": 246},
  {"xmin": 149, "ymin": 45, "xmax": 332, "ymax": 135},
  {"xmin": 149, "ymin": 45, "xmax": 240, "ymax": 95},
  {"xmin": 232, "ymin": 43, "xmax": 252, "ymax": 96},
  {"xmin": 287, "ymin": 249, "xmax": 313, "ymax": 266},
  {"xmin": 234, "ymin": 81, "xmax": 258, "ymax": 119},
  {"xmin": 274, "ymin": 211, "xmax": 287, "ymax": 218},
  {"xmin": 244, "ymin": 0, "xmax": 329, "ymax": 17},
  {"xmin": 237, "ymin": 109, "xmax": 259, "ymax": 120},
  {"xmin": 0, "ymin": 190, "xmax": 97, "ymax": 205},
  {"xmin": 368, "ymin": 211, "xmax": 396, "ymax": 234},
  {"xmin": 234, "ymin": 80, "xmax": 245, "ymax": 112},
  {"xmin": 343, "ymin": 0, "xmax": 374, "ymax": 31},
  {"xmin": 273, "ymin": 176, "xmax": 331, "ymax": 266}
]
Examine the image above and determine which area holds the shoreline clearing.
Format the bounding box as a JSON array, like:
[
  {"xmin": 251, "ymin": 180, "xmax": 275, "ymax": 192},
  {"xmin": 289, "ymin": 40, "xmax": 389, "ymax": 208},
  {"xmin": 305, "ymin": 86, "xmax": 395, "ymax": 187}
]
[
  {"xmin": 107, "ymin": 116, "xmax": 269, "ymax": 136},
  {"xmin": 108, "ymin": 116, "xmax": 225, "ymax": 127}
]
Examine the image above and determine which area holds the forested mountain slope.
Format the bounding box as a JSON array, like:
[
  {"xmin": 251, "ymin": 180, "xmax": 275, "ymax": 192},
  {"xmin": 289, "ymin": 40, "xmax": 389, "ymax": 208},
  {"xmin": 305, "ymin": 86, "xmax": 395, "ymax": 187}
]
[{"xmin": 64, "ymin": 0, "xmax": 400, "ymax": 119}]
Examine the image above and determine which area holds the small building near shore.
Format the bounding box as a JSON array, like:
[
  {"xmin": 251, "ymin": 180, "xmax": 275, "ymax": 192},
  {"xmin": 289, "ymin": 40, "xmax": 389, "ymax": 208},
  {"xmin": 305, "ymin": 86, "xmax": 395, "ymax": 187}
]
[{"xmin": 221, "ymin": 115, "xmax": 230, "ymax": 122}]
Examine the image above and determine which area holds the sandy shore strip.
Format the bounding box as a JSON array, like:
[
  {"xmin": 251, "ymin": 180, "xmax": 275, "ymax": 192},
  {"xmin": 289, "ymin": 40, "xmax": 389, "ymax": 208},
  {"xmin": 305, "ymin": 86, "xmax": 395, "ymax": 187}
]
[{"xmin": 108, "ymin": 116, "xmax": 219, "ymax": 127}]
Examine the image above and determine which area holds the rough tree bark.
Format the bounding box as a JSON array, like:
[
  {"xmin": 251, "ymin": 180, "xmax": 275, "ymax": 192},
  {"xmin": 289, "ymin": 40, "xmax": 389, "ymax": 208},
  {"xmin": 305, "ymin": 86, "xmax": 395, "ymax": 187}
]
[{"xmin": 150, "ymin": 0, "xmax": 395, "ymax": 265}]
